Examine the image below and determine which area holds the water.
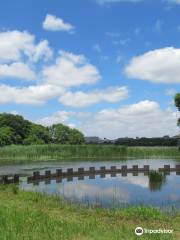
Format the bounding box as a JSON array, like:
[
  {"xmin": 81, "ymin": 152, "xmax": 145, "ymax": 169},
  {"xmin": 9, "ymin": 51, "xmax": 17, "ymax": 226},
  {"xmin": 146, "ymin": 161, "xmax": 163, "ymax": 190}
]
[{"xmin": 1, "ymin": 159, "xmax": 180, "ymax": 209}]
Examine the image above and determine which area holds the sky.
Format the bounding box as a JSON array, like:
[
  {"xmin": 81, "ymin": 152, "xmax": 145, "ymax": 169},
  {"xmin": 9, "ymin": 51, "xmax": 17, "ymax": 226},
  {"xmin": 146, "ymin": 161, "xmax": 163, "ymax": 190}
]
[{"xmin": 0, "ymin": 0, "xmax": 180, "ymax": 139}]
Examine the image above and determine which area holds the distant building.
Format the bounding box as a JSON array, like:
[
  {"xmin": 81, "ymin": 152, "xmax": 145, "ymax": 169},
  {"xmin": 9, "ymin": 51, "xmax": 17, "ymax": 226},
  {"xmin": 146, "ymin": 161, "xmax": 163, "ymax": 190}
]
[
  {"xmin": 163, "ymin": 135, "xmax": 170, "ymax": 139},
  {"xmin": 85, "ymin": 136, "xmax": 115, "ymax": 144},
  {"xmin": 173, "ymin": 134, "xmax": 180, "ymax": 139},
  {"xmin": 85, "ymin": 136, "xmax": 101, "ymax": 144}
]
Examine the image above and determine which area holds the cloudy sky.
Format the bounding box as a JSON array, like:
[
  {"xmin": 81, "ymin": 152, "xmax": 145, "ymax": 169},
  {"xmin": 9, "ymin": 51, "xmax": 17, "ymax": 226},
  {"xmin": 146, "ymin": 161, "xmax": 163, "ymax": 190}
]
[{"xmin": 0, "ymin": 0, "xmax": 180, "ymax": 139}]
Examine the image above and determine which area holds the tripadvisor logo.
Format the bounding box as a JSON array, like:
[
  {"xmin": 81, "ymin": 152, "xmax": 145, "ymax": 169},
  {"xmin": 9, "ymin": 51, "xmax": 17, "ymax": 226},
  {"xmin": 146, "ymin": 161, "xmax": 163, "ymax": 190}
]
[
  {"xmin": 135, "ymin": 227, "xmax": 144, "ymax": 236},
  {"xmin": 135, "ymin": 227, "xmax": 174, "ymax": 236}
]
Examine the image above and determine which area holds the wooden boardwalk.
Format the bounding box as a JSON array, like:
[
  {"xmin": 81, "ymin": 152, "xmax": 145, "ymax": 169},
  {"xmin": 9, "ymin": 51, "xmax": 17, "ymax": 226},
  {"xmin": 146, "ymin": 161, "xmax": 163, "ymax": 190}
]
[
  {"xmin": 27, "ymin": 164, "xmax": 180, "ymax": 184},
  {"xmin": 0, "ymin": 164, "xmax": 180, "ymax": 185}
]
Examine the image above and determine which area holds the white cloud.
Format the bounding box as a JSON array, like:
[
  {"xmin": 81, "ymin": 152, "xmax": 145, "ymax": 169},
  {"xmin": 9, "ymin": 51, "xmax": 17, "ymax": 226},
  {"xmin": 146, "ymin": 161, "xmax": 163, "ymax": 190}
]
[
  {"xmin": 59, "ymin": 86, "xmax": 129, "ymax": 107},
  {"xmin": 42, "ymin": 50, "xmax": 101, "ymax": 87},
  {"xmin": 125, "ymin": 47, "xmax": 180, "ymax": 83},
  {"xmin": 0, "ymin": 84, "xmax": 64, "ymax": 105},
  {"xmin": 43, "ymin": 14, "xmax": 74, "ymax": 32},
  {"xmin": 37, "ymin": 111, "xmax": 73, "ymax": 126},
  {"xmin": 96, "ymin": 0, "xmax": 143, "ymax": 4},
  {"xmin": 0, "ymin": 30, "xmax": 52, "ymax": 63},
  {"xmin": 81, "ymin": 101, "xmax": 179, "ymax": 138},
  {"xmin": 30, "ymin": 40, "xmax": 53, "ymax": 62},
  {"xmin": 0, "ymin": 62, "xmax": 36, "ymax": 80},
  {"xmin": 38, "ymin": 100, "xmax": 179, "ymax": 138}
]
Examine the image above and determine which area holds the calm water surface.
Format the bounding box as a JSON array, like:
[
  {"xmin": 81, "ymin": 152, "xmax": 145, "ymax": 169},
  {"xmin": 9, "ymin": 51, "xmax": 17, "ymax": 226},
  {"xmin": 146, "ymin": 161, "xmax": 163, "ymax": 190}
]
[{"xmin": 1, "ymin": 159, "xmax": 180, "ymax": 209}]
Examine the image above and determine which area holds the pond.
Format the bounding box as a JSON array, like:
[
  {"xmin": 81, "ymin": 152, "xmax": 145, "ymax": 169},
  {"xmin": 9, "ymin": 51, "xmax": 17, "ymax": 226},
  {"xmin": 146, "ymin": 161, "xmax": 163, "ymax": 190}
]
[{"xmin": 1, "ymin": 159, "xmax": 180, "ymax": 209}]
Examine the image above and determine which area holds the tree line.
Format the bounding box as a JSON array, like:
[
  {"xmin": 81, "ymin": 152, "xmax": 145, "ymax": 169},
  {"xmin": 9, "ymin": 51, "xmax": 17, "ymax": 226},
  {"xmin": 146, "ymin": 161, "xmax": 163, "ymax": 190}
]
[{"xmin": 0, "ymin": 113, "xmax": 85, "ymax": 146}]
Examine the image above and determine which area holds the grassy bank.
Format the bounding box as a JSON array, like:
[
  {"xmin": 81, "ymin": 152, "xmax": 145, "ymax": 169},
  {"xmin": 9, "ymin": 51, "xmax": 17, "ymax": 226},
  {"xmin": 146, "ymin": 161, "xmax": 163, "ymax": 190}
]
[
  {"xmin": 0, "ymin": 144, "xmax": 180, "ymax": 164},
  {"xmin": 0, "ymin": 186, "xmax": 179, "ymax": 240}
]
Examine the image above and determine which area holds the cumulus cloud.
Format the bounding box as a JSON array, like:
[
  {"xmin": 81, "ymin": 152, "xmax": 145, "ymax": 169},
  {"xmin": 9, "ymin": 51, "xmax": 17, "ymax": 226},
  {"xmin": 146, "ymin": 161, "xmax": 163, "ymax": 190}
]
[
  {"xmin": 125, "ymin": 47, "xmax": 180, "ymax": 83},
  {"xmin": 0, "ymin": 62, "xmax": 36, "ymax": 80},
  {"xmin": 43, "ymin": 14, "xmax": 74, "ymax": 32},
  {"xmin": 0, "ymin": 84, "xmax": 64, "ymax": 105},
  {"xmin": 38, "ymin": 100, "xmax": 179, "ymax": 138},
  {"xmin": 42, "ymin": 50, "xmax": 101, "ymax": 87},
  {"xmin": 37, "ymin": 111, "xmax": 90, "ymax": 127},
  {"xmin": 37, "ymin": 111, "xmax": 74, "ymax": 126},
  {"xmin": 0, "ymin": 30, "xmax": 101, "ymax": 106},
  {"xmin": 0, "ymin": 30, "xmax": 52, "ymax": 63},
  {"xmin": 59, "ymin": 86, "xmax": 129, "ymax": 107}
]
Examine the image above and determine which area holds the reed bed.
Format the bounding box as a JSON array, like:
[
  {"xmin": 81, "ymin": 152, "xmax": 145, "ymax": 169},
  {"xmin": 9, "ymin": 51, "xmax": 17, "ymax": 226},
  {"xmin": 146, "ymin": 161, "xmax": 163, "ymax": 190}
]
[{"xmin": 0, "ymin": 144, "xmax": 179, "ymax": 164}]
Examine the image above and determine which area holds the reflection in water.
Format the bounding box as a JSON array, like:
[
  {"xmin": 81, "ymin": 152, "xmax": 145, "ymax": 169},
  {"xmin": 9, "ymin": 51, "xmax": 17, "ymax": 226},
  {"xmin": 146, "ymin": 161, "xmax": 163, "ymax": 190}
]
[
  {"xmin": 148, "ymin": 171, "xmax": 166, "ymax": 192},
  {"xmin": 21, "ymin": 172, "xmax": 180, "ymax": 209},
  {"xmin": 1, "ymin": 158, "xmax": 179, "ymax": 209}
]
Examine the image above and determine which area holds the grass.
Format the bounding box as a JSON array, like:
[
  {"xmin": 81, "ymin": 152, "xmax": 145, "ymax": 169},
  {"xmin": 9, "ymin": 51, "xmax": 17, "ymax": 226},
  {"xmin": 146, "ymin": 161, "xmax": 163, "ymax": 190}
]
[
  {"xmin": 0, "ymin": 185, "xmax": 179, "ymax": 240},
  {"xmin": 149, "ymin": 171, "xmax": 165, "ymax": 182},
  {"xmin": 148, "ymin": 171, "xmax": 167, "ymax": 192},
  {"xmin": 0, "ymin": 144, "xmax": 180, "ymax": 164}
]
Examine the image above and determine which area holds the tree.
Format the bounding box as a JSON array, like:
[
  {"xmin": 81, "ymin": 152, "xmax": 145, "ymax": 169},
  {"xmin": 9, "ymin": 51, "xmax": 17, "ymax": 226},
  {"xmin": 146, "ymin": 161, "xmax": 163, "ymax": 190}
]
[
  {"xmin": 24, "ymin": 123, "xmax": 51, "ymax": 145},
  {"xmin": 0, "ymin": 113, "xmax": 85, "ymax": 146},
  {"xmin": 69, "ymin": 128, "xmax": 85, "ymax": 144},
  {"xmin": 48, "ymin": 124, "xmax": 85, "ymax": 144},
  {"xmin": 0, "ymin": 127, "xmax": 14, "ymax": 146},
  {"xmin": 49, "ymin": 124, "xmax": 71, "ymax": 144},
  {"xmin": 0, "ymin": 113, "xmax": 31, "ymax": 144},
  {"xmin": 24, "ymin": 124, "xmax": 50, "ymax": 145},
  {"xmin": 175, "ymin": 94, "xmax": 180, "ymax": 126}
]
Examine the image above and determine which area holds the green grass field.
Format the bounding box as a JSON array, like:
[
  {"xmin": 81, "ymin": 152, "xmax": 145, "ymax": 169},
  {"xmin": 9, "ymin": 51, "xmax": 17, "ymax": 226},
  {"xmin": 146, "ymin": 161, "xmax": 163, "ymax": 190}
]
[
  {"xmin": 0, "ymin": 185, "xmax": 179, "ymax": 240},
  {"xmin": 0, "ymin": 144, "xmax": 180, "ymax": 164}
]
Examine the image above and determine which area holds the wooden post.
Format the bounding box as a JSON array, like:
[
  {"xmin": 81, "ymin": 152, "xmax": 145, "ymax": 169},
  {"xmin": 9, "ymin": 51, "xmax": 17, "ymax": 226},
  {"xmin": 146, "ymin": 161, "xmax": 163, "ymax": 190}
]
[
  {"xmin": 14, "ymin": 175, "xmax": 19, "ymax": 183},
  {"xmin": 45, "ymin": 170, "xmax": 51, "ymax": 178},
  {"xmin": 89, "ymin": 167, "xmax": 95, "ymax": 173},
  {"xmin": 78, "ymin": 168, "xmax": 84, "ymax": 174},
  {"xmin": 121, "ymin": 165, "xmax": 127, "ymax": 176},
  {"xmin": 176, "ymin": 165, "xmax": 180, "ymax": 171},
  {"xmin": 2, "ymin": 175, "xmax": 8, "ymax": 184},
  {"xmin": 111, "ymin": 166, "xmax": 116, "ymax": 172},
  {"xmin": 132, "ymin": 165, "xmax": 138, "ymax": 171},
  {"xmin": 67, "ymin": 168, "xmax": 73, "ymax": 175},
  {"xmin": 132, "ymin": 165, "xmax": 138, "ymax": 176},
  {"xmin": 164, "ymin": 165, "xmax": 170, "ymax": 171},
  {"xmin": 33, "ymin": 171, "xmax": 40, "ymax": 180},
  {"xmin": 111, "ymin": 166, "xmax": 117, "ymax": 177},
  {"xmin": 144, "ymin": 165, "xmax": 149, "ymax": 175},
  {"xmin": 100, "ymin": 166, "xmax": 106, "ymax": 172},
  {"xmin": 176, "ymin": 165, "xmax": 180, "ymax": 175},
  {"xmin": 164, "ymin": 165, "xmax": 170, "ymax": 175},
  {"xmin": 144, "ymin": 165, "xmax": 149, "ymax": 171},
  {"xmin": 56, "ymin": 169, "xmax": 62, "ymax": 177},
  {"xmin": 89, "ymin": 167, "xmax": 95, "ymax": 179}
]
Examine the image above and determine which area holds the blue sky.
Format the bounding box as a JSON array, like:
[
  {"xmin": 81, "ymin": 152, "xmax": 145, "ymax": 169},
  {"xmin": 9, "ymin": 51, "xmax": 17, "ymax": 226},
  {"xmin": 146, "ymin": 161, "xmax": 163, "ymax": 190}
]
[{"xmin": 0, "ymin": 0, "xmax": 180, "ymax": 138}]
